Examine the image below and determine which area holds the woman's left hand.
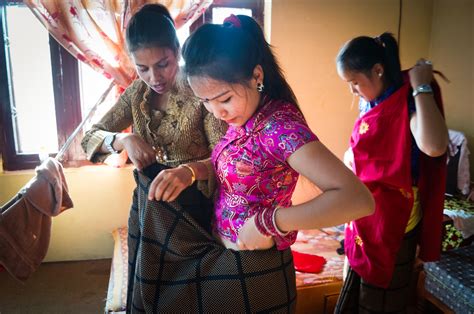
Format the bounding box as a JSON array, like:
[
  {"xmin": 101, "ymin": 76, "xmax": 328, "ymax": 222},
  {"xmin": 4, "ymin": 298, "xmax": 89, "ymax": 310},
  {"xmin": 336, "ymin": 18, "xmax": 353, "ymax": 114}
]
[
  {"xmin": 148, "ymin": 166, "xmax": 193, "ymax": 202},
  {"xmin": 409, "ymin": 58, "xmax": 433, "ymax": 88},
  {"xmin": 237, "ymin": 216, "xmax": 275, "ymax": 250}
]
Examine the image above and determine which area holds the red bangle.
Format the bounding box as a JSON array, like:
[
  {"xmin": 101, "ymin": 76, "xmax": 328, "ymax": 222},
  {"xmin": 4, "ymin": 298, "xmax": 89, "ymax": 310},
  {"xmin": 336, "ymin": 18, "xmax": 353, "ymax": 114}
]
[
  {"xmin": 254, "ymin": 206, "xmax": 298, "ymax": 250},
  {"xmin": 254, "ymin": 206, "xmax": 288, "ymax": 237}
]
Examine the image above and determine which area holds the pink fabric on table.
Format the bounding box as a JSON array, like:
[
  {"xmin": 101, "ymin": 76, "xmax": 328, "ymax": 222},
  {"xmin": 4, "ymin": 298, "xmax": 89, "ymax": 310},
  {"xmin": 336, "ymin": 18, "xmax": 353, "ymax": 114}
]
[{"xmin": 211, "ymin": 97, "xmax": 318, "ymax": 250}]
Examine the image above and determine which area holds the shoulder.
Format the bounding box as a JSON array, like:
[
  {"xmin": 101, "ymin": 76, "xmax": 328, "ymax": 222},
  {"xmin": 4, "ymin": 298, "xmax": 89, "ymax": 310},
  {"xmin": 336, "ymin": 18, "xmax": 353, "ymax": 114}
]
[
  {"xmin": 120, "ymin": 79, "xmax": 148, "ymax": 103},
  {"xmin": 174, "ymin": 67, "xmax": 197, "ymax": 97},
  {"xmin": 125, "ymin": 79, "xmax": 148, "ymax": 94},
  {"xmin": 255, "ymin": 99, "xmax": 317, "ymax": 152},
  {"xmin": 170, "ymin": 70, "xmax": 200, "ymax": 108},
  {"xmin": 256, "ymin": 99, "xmax": 308, "ymax": 131}
]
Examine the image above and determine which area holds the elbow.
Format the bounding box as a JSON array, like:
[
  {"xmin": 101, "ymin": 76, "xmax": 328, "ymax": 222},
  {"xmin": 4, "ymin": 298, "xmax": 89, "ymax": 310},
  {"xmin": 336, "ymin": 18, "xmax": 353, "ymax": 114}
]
[
  {"xmin": 419, "ymin": 140, "xmax": 448, "ymax": 157},
  {"xmin": 350, "ymin": 184, "xmax": 375, "ymax": 220},
  {"xmin": 360, "ymin": 188, "xmax": 375, "ymax": 217},
  {"xmin": 417, "ymin": 128, "xmax": 449, "ymax": 157},
  {"xmin": 422, "ymin": 147, "xmax": 447, "ymax": 157}
]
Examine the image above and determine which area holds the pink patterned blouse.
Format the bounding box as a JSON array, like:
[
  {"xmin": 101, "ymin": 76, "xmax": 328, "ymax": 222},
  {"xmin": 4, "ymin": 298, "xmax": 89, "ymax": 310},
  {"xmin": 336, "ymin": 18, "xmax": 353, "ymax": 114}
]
[{"xmin": 211, "ymin": 97, "xmax": 318, "ymax": 250}]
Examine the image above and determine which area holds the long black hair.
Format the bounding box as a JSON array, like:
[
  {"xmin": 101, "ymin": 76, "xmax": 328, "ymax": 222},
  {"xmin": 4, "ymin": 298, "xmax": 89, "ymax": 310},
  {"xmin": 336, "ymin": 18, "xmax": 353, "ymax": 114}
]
[
  {"xmin": 336, "ymin": 32, "xmax": 403, "ymax": 88},
  {"xmin": 125, "ymin": 4, "xmax": 179, "ymax": 55},
  {"xmin": 182, "ymin": 15, "xmax": 298, "ymax": 106}
]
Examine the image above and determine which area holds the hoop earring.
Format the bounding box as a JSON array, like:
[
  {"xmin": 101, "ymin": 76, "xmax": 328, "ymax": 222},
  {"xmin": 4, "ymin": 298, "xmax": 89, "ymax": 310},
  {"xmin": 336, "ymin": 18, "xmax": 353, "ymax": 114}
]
[{"xmin": 257, "ymin": 82, "xmax": 264, "ymax": 92}]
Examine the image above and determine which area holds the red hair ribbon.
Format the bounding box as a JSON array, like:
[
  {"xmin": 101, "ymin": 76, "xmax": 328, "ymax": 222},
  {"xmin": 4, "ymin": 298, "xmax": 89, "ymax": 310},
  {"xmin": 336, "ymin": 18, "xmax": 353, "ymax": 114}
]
[{"xmin": 223, "ymin": 14, "xmax": 241, "ymax": 28}]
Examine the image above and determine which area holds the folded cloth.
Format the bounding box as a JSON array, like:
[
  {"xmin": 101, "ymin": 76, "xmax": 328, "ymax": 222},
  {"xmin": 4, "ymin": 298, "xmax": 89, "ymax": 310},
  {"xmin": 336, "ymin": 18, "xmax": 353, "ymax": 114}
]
[
  {"xmin": 0, "ymin": 158, "xmax": 73, "ymax": 282},
  {"xmin": 444, "ymin": 196, "xmax": 474, "ymax": 238},
  {"xmin": 448, "ymin": 129, "xmax": 471, "ymax": 195},
  {"xmin": 292, "ymin": 250, "xmax": 326, "ymax": 273}
]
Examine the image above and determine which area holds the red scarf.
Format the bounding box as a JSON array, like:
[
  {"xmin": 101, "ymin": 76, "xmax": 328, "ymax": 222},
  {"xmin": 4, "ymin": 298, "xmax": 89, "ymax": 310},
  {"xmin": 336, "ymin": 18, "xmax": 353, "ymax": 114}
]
[{"xmin": 345, "ymin": 71, "xmax": 446, "ymax": 288}]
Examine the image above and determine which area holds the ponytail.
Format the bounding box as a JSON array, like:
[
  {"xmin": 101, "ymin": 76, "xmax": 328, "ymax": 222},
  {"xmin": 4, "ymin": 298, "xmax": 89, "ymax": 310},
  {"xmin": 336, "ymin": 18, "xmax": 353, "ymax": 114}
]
[
  {"xmin": 378, "ymin": 33, "xmax": 402, "ymax": 87},
  {"xmin": 336, "ymin": 32, "xmax": 402, "ymax": 88}
]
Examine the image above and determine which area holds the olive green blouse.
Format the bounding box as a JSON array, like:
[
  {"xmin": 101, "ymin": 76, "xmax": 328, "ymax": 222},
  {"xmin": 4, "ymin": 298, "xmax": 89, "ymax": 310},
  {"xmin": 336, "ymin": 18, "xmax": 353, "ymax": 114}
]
[{"xmin": 81, "ymin": 78, "xmax": 227, "ymax": 196}]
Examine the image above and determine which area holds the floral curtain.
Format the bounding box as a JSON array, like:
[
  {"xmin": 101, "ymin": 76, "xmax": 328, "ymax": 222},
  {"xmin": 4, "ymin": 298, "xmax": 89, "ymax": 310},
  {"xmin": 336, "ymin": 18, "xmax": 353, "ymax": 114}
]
[{"xmin": 24, "ymin": 0, "xmax": 213, "ymax": 89}]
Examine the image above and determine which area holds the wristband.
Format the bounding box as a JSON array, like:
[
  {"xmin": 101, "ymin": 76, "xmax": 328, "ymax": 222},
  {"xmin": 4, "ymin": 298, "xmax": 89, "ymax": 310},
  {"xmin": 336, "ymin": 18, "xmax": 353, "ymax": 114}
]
[{"xmin": 412, "ymin": 84, "xmax": 433, "ymax": 97}]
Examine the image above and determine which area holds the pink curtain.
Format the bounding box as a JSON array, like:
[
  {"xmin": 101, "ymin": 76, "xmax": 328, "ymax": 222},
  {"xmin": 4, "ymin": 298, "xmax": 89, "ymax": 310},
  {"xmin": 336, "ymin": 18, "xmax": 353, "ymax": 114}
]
[{"xmin": 24, "ymin": 0, "xmax": 213, "ymax": 89}]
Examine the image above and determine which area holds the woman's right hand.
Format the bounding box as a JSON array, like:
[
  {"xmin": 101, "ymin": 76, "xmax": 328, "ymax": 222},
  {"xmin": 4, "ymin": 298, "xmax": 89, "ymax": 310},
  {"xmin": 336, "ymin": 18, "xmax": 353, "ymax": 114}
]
[
  {"xmin": 116, "ymin": 133, "xmax": 156, "ymax": 170},
  {"xmin": 409, "ymin": 58, "xmax": 433, "ymax": 88}
]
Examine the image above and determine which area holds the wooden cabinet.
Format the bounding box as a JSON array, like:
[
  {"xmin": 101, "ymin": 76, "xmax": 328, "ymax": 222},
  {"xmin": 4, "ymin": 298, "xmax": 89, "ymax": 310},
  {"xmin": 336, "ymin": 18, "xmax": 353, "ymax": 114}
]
[{"xmin": 296, "ymin": 281, "xmax": 342, "ymax": 313}]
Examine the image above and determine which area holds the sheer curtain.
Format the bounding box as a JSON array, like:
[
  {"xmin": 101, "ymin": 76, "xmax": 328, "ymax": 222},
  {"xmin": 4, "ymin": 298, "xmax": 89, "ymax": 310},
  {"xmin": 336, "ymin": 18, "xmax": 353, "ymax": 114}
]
[
  {"xmin": 24, "ymin": 0, "xmax": 212, "ymax": 165},
  {"xmin": 24, "ymin": 0, "xmax": 212, "ymax": 89}
]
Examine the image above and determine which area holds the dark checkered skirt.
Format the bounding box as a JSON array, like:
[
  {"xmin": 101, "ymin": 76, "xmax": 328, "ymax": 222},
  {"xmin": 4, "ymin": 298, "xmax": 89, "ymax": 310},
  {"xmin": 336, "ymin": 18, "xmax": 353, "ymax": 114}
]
[{"xmin": 127, "ymin": 165, "xmax": 296, "ymax": 313}]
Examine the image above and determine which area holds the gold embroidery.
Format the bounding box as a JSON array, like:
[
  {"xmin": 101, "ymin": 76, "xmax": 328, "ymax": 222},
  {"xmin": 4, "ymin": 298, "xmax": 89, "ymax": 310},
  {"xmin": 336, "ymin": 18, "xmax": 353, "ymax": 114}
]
[
  {"xmin": 399, "ymin": 188, "xmax": 412, "ymax": 199},
  {"xmin": 355, "ymin": 235, "xmax": 363, "ymax": 246},
  {"xmin": 359, "ymin": 121, "xmax": 369, "ymax": 134},
  {"xmin": 82, "ymin": 79, "xmax": 227, "ymax": 166}
]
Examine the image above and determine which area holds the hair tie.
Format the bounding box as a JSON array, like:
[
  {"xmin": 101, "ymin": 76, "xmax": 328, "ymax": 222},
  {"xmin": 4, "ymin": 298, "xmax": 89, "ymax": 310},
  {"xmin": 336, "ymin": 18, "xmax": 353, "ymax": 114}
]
[
  {"xmin": 223, "ymin": 14, "xmax": 241, "ymax": 28},
  {"xmin": 374, "ymin": 36, "xmax": 385, "ymax": 47}
]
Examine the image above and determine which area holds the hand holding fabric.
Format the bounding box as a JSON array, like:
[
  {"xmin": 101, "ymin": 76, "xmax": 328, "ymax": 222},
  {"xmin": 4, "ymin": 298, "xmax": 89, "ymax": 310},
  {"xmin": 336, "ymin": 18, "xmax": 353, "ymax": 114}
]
[
  {"xmin": 147, "ymin": 166, "xmax": 194, "ymax": 202},
  {"xmin": 409, "ymin": 58, "xmax": 434, "ymax": 88},
  {"xmin": 118, "ymin": 133, "xmax": 156, "ymax": 170}
]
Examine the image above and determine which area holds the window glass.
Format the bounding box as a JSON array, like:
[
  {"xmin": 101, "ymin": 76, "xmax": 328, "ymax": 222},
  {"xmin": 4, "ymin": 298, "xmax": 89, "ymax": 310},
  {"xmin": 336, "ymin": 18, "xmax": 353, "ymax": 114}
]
[
  {"xmin": 212, "ymin": 7, "xmax": 252, "ymax": 24},
  {"xmin": 6, "ymin": 6, "xmax": 57, "ymax": 154},
  {"xmin": 79, "ymin": 61, "xmax": 114, "ymax": 130}
]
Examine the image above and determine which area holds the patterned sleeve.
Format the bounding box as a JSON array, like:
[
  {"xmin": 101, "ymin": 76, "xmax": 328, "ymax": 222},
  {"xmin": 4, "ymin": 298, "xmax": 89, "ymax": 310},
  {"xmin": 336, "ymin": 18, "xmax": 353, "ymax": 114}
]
[
  {"xmin": 197, "ymin": 106, "xmax": 228, "ymax": 197},
  {"xmin": 81, "ymin": 85, "xmax": 134, "ymax": 163},
  {"xmin": 262, "ymin": 106, "xmax": 318, "ymax": 164},
  {"xmin": 202, "ymin": 106, "xmax": 228, "ymax": 150}
]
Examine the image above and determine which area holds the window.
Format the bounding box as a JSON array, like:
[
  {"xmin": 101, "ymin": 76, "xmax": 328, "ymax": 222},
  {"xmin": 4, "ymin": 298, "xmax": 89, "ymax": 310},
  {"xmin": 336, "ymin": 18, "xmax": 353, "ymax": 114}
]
[
  {"xmin": 0, "ymin": 2, "xmax": 112, "ymax": 170},
  {"xmin": 190, "ymin": 0, "xmax": 264, "ymax": 32},
  {"xmin": 0, "ymin": 0, "xmax": 264, "ymax": 171},
  {"xmin": 0, "ymin": 2, "xmax": 79, "ymax": 170}
]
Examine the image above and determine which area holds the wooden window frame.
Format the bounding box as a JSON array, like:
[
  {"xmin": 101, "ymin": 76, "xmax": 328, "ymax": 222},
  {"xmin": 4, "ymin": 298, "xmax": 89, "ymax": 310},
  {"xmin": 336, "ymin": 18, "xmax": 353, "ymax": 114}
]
[
  {"xmin": 0, "ymin": 0, "xmax": 264, "ymax": 171},
  {"xmin": 0, "ymin": 1, "xmax": 85, "ymax": 171}
]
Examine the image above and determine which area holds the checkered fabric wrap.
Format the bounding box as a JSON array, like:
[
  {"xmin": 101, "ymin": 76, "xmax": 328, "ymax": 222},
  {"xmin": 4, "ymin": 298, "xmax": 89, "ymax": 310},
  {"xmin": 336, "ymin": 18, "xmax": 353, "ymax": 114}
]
[{"xmin": 127, "ymin": 168, "xmax": 297, "ymax": 313}]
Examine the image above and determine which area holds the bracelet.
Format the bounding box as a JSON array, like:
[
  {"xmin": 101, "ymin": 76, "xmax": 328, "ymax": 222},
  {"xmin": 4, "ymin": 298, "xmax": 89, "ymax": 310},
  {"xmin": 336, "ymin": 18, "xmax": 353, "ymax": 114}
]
[
  {"xmin": 254, "ymin": 207, "xmax": 289, "ymax": 237},
  {"xmin": 412, "ymin": 84, "xmax": 433, "ymax": 97},
  {"xmin": 255, "ymin": 208, "xmax": 273, "ymax": 237},
  {"xmin": 272, "ymin": 207, "xmax": 289, "ymax": 236},
  {"xmin": 254, "ymin": 206, "xmax": 298, "ymax": 250},
  {"xmin": 180, "ymin": 164, "xmax": 196, "ymax": 186}
]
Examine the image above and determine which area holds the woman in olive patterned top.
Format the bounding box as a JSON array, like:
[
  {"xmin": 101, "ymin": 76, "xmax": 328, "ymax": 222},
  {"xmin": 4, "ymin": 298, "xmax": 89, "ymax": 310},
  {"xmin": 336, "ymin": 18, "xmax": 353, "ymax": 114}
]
[
  {"xmin": 81, "ymin": 4, "xmax": 226, "ymax": 311},
  {"xmin": 81, "ymin": 4, "xmax": 227, "ymax": 200}
]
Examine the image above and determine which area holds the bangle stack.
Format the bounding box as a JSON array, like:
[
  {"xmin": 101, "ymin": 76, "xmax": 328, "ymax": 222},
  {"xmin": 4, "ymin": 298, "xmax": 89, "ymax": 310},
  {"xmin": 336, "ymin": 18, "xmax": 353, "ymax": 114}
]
[{"xmin": 254, "ymin": 207, "xmax": 289, "ymax": 237}]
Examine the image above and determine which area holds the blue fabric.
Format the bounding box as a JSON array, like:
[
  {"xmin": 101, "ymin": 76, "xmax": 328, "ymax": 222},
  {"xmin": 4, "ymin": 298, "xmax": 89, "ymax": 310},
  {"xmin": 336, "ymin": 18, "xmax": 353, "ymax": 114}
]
[
  {"xmin": 359, "ymin": 87, "xmax": 420, "ymax": 183},
  {"xmin": 424, "ymin": 245, "xmax": 474, "ymax": 314}
]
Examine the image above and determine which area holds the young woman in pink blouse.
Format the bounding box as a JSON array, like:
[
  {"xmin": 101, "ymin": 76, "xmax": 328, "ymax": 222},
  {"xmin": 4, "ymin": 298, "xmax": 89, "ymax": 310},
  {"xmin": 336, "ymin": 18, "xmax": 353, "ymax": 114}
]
[
  {"xmin": 176, "ymin": 14, "xmax": 374, "ymax": 252},
  {"xmin": 145, "ymin": 14, "xmax": 374, "ymax": 312}
]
